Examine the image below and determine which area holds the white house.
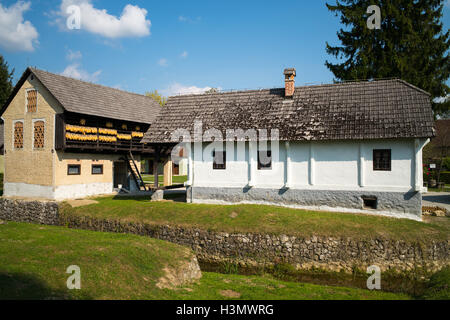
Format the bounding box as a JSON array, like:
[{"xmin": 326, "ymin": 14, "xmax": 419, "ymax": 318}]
[{"xmin": 143, "ymin": 68, "xmax": 435, "ymax": 220}]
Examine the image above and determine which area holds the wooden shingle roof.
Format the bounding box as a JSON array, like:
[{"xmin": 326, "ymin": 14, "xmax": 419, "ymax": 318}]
[
  {"xmin": 1, "ymin": 68, "xmax": 161, "ymax": 125},
  {"xmin": 143, "ymin": 79, "xmax": 435, "ymax": 143}
]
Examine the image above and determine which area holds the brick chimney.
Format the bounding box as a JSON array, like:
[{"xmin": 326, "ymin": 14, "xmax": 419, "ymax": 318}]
[{"xmin": 284, "ymin": 68, "xmax": 296, "ymax": 98}]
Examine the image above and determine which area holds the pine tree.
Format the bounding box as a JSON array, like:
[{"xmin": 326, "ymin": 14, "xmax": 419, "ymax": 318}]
[
  {"xmin": 325, "ymin": 0, "xmax": 449, "ymax": 115},
  {"xmin": 0, "ymin": 55, "xmax": 14, "ymax": 107}
]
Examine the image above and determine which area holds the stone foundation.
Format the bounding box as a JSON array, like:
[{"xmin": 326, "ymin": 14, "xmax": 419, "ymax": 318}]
[{"xmin": 188, "ymin": 187, "xmax": 422, "ymax": 220}]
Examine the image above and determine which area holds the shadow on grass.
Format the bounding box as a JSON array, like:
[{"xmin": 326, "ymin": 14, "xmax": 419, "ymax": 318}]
[
  {"xmin": 111, "ymin": 191, "xmax": 187, "ymax": 203},
  {"xmin": 0, "ymin": 272, "xmax": 89, "ymax": 300},
  {"xmin": 111, "ymin": 195, "xmax": 151, "ymax": 202}
]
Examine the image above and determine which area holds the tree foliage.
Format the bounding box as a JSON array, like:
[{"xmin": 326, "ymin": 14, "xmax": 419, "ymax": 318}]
[
  {"xmin": 325, "ymin": 0, "xmax": 449, "ymax": 116},
  {"xmin": 0, "ymin": 55, "xmax": 14, "ymax": 107},
  {"xmin": 145, "ymin": 90, "xmax": 167, "ymax": 107}
]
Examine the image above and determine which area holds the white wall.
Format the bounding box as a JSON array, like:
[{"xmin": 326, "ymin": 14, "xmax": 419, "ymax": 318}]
[{"xmin": 189, "ymin": 139, "xmax": 426, "ymax": 192}]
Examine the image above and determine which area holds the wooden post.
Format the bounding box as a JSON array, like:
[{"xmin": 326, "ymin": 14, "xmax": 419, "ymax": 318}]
[
  {"xmin": 153, "ymin": 147, "xmax": 160, "ymax": 188},
  {"xmin": 163, "ymin": 158, "xmax": 173, "ymax": 187}
]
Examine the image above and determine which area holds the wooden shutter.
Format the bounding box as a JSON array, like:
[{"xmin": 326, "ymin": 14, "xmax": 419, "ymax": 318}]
[
  {"xmin": 27, "ymin": 90, "xmax": 37, "ymax": 112},
  {"xmin": 34, "ymin": 121, "xmax": 45, "ymax": 149},
  {"xmin": 14, "ymin": 122, "xmax": 24, "ymax": 149}
]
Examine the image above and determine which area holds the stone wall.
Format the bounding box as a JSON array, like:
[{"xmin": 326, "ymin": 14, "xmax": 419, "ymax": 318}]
[
  {"xmin": 59, "ymin": 213, "xmax": 449, "ymax": 272},
  {"xmin": 0, "ymin": 198, "xmax": 59, "ymax": 225}
]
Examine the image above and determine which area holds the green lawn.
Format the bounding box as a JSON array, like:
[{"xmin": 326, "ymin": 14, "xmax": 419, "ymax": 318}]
[
  {"xmin": 61, "ymin": 196, "xmax": 450, "ymax": 242},
  {"xmin": 142, "ymin": 175, "xmax": 187, "ymax": 187},
  {"xmin": 0, "ymin": 222, "xmax": 410, "ymax": 300},
  {"xmin": 426, "ymin": 185, "xmax": 450, "ymax": 192}
]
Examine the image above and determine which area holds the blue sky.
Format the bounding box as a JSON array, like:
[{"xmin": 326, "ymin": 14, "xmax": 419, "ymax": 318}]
[{"xmin": 0, "ymin": 0, "xmax": 449, "ymax": 96}]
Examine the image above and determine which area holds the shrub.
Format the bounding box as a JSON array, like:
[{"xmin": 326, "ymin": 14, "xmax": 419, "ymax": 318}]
[
  {"xmin": 421, "ymin": 267, "xmax": 450, "ymax": 300},
  {"xmin": 442, "ymin": 157, "xmax": 450, "ymax": 171},
  {"xmin": 438, "ymin": 171, "xmax": 450, "ymax": 184}
]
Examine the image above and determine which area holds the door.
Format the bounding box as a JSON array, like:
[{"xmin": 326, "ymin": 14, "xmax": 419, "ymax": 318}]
[
  {"xmin": 113, "ymin": 161, "xmax": 128, "ymax": 188},
  {"xmin": 173, "ymin": 163, "xmax": 180, "ymax": 176}
]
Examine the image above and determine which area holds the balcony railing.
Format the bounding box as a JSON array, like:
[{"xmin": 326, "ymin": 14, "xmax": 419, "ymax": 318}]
[{"xmin": 55, "ymin": 115, "xmax": 152, "ymax": 153}]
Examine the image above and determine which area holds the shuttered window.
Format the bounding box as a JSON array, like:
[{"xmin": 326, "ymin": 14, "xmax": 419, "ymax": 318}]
[
  {"xmin": 14, "ymin": 122, "xmax": 24, "ymax": 149},
  {"xmin": 373, "ymin": 149, "xmax": 391, "ymax": 171},
  {"xmin": 33, "ymin": 121, "xmax": 45, "ymax": 149},
  {"xmin": 258, "ymin": 150, "xmax": 272, "ymax": 170},
  {"xmin": 27, "ymin": 89, "xmax": 37, "ymax": 113},
  {"xmin": 212, "ymin": 151, "xmax": 226, "ymax": 170}
]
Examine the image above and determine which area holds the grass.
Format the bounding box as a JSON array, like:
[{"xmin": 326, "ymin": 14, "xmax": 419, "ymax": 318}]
[
  {"xmin": 0, "ymin": 221, "xmax": 193, "ymax": 300},
  {"xmin": 142, "ymin": 175, "xmax": 187, "ymax": 187},
  {"xmin": 421, "ymin": 267, "xmax": 450, "ymax": 300},
  {"xmin": 0, "ymin": 222, "xmax": 410, "ymax": 300},
  {"xmin": 61, "ymin": 196, "xmax": 450, "ymax": 242},
  {"xmin": 426, "ymin": 185, "xmax": 450, "ymax": 192}
]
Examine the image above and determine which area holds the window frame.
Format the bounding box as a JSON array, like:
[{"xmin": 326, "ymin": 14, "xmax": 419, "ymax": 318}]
[
  {"xmin": 26, "ymin": 88, "xmax": 38, "ymax": 113},
  {"xmin": 91, "ymin": 164, "xmax": 104, "ymax": 175},
  {"xmin": 67, "ymin": 164, "xmax": 81, "ymax": 176},
  {"xmin": 13, "ymin": 120, "xmax": 24, "ymax": 150},
  {"xmin": 212, "ymin": 150, "xmax": 226, "ymax": 170},
  {"xmin": 373, "ymin": 149, "xmax": 392, "ymax": 171},
  {"xmin": 32, "ymin": 119, "xmax": 45, "ymax": 150},
  {"xmin": 257, "ymin": 149, "xmax": 272, "ymax": 170}
]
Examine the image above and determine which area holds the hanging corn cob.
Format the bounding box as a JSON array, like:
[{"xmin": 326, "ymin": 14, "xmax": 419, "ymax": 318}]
[
  {"xmin": 117, "ymin": 133, "xmax": 132, "ymax": 140},
  {"xmin": 66, "ymin": 133, "xmax": 98, "ymax": 141},
  {"xmin": 99, "ymin": 128, "xmax": 118, "ymax": 135},
  {"xmin": 131, "ymin": 131, "xmax": 144, "ymax": 138},
  {"xmin": 99, "ymin": 135, "xmax": 117, "ymax": 143},
  {"xmin": 66, "ymin": 124, "xmax": 98, "ymax": 134}
]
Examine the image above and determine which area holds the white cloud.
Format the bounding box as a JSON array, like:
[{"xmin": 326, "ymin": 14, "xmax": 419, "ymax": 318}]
[
  {"xmin": 178, "ymin": 15, "xmax": 201, "ymax": 23},
  {"xmin": 434, "ymin": 94, "xmax": 449, "ymax": 103},
  {"xmin": 162, "ymin": 83, "xmax": 217, "ymax": 96},
  {"xmin": 0, "ymin": 1, "xmax": 39, "ymax": 52},
  {"xmin": 158, "ymin": 58, "xmax": 168, "ymax": 67},
  {"xmin": 61, "ymin": 63, "xmax": 102, "ymax": 82},
  {"xmin": 180, "ymin": 51, "xmax": 188, "ymax": 58},
  {"xmin": 59, "ymin": 0, "xmax": 151, "ymax": 38},
  {"xmin": 66, "ymin": 49, "xmax": 82, "ymax": 61}
]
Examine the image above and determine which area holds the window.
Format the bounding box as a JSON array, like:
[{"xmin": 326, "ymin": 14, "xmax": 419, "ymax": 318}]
[
  {"xmin": 362, "ymin": 196, "xmax": 378, "ymax": 210},
  {"xmin": 26, "ymin": 89, "xmax": 37, "ymax": 112},
  {"xmin": 14, "ymin": 121, "xmax": 24, "ymax": 149},
  {"xmin": 258, "ymin": 150, "xmax": 272, "ymax": 170},
  {"xmin": 92, "ymin": 164, "xmax": 103, "ymax": 175},
  {"xmin": 68, "ymin": 164, "xmax": 81, "ymax": 175},
  {"xmin": 213, "ymin": 150, "xmax": 226, "ymax": 170},
  {"xmin": 373, "ymin": 149, "xmax": 391, "ymax": 171},
  {"xmin": 33, "ymin": 121, "xmax": 45, "ymax": 149}
]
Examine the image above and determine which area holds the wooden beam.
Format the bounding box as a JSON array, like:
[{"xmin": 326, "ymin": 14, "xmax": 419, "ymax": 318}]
[
  {"xmin": 153, "ymin": 146, "xmax": 160, "ymax": 188},
  {"xmin": 163, "ymin": 157, "xmax": 173, "ymax": 187}
]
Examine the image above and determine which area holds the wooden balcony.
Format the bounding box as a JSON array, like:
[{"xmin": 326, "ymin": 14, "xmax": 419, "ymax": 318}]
[{"xmin": 55, "ymin": 113, "xmax": 156, "ymax": 154}]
